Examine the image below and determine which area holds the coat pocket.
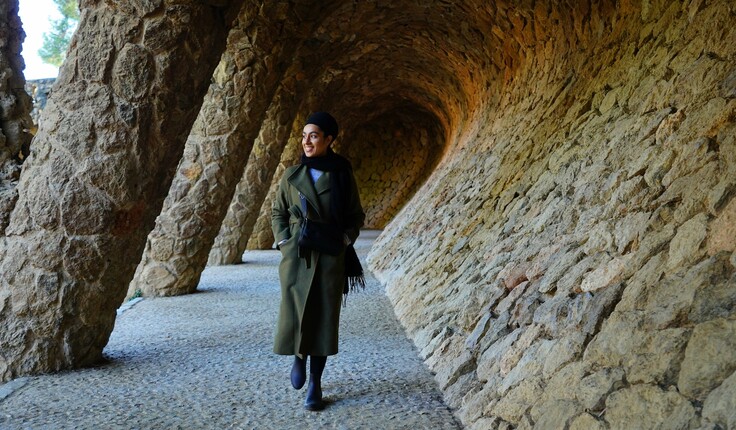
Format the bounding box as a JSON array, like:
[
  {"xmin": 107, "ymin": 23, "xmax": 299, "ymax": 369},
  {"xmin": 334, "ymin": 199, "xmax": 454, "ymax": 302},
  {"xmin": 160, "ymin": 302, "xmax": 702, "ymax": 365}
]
[{"xmin": 287, "ymin": 204, "xmax": 303, "ymax": 224}]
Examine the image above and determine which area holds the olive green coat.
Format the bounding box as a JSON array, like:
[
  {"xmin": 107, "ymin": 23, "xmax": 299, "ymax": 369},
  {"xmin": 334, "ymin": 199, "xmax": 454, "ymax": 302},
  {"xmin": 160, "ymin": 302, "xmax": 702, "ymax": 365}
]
[{"xmin": 271, "ymin": 164, "xmax": 364, "ymax": 357}]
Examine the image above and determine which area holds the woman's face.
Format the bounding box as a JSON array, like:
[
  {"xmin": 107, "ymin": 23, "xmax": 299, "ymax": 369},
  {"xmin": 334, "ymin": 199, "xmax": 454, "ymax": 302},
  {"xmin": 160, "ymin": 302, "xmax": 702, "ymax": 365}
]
[{"xmin": 302, "ymin": 124, "xmax": 332, "ymax": 158}]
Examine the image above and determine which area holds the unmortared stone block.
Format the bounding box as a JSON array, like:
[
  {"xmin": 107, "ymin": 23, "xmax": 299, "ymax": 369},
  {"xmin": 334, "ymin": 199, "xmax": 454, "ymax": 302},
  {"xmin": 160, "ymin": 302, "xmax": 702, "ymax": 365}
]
[
  {"xmin": 580, "ymin": 254, "xmax": 631, "ymax": 293},
  {"xmin": 667, "ymin": 212, "xmax": 708, "ymax": 271},
  {"xmin": 490, "ymin": 377, "xmax": 544, "ymax": 423},
  {"xmin": 623, "ymin": 328, "xmax": 690, "ymax": 386},
  {"xmin": 569, "ymin": 413, "xmax": 606, "ymax": 430},
  {"xmin": 702, "ymin": 370, "xmax": 736, "ymax": 430},
  {"xmin": 678, "ymin": 318, "xmax": 736, "ymax": 400},
  {"xmin": 577, "ymin": 367, "xmax": 626, "ymax": 411},
  {"xmin": 687, "ymin": 253, "xmax": 736, "ymax": 324},
  {"xmin": 707, "ymin": 196, "xmax": 736, "ymax": 256},
  {"xmin": 531, "ymin": 399, "xmax": 582, "ymax": 429},
  {"xmin": 604, "ymin": 384, "xmax": 696, "ymax": 430}
]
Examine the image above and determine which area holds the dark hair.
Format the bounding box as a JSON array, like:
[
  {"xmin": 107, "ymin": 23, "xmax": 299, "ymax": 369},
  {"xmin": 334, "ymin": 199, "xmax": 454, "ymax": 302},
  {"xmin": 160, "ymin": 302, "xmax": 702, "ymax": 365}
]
[{"xmin": 305, "ymin": 111, "xmax": 339, "ymax": 140}]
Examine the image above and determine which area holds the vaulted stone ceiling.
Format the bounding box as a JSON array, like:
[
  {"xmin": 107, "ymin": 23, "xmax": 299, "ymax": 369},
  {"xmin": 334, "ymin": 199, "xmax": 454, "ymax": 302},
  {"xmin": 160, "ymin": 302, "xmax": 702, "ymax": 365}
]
[{"xmin": 292, "ymin": 0, "xmax": 498, "ymax": 140}]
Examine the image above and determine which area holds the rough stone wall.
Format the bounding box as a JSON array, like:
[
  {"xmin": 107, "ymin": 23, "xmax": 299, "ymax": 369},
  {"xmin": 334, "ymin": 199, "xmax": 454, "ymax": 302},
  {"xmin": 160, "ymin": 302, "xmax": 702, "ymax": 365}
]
[
  {"xmin": 207, "ymin": 132, "xmax": 278, "ymax": 263},
  {"xmin": 341, "ymin": 112, "xmax": 443, "ymax": 228},
  {"xmin": 0, "ymin": 0, "xmax": 245, "ymax": 381},
  {"xmin": 368, "ymin": 2, "xmax": 736, "ymax": 429},
  {"xmin": 0, "ymin": 0, "xmax": 32, "ymax": 233}
]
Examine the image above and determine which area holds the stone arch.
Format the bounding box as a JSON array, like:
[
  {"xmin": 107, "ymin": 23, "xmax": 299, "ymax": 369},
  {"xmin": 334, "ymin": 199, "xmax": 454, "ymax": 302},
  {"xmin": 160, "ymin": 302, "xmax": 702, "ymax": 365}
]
[{"xmin": 339, "ymin": 107, "xmax": 444, "ymax": 228}]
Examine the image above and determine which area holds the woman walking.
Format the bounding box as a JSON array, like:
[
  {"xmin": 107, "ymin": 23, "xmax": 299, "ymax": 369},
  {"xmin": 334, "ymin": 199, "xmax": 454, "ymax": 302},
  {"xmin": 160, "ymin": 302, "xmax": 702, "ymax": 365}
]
[{"xmin": 271, "ymin": 112, "xmax": 365, "ymax": 411}]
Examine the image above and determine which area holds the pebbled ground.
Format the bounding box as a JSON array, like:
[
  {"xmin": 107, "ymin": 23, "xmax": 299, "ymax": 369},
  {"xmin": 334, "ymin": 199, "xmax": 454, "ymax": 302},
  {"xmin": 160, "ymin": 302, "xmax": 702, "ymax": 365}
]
[{"xmin": 0, "ymin": 230, "xmax": 461, "ymax": 430}]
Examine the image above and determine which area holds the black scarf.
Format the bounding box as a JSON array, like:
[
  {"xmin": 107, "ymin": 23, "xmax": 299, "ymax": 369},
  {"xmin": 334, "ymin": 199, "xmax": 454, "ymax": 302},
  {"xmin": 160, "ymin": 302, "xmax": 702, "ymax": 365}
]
[{"xmin": 301, "ymin": 148, "xmax": 365, "ymax": 301}]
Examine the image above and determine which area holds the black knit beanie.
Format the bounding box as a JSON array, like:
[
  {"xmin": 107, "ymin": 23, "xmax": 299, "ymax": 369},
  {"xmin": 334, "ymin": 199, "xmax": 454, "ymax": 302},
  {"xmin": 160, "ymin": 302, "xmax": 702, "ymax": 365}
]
[{"xmin": 305, "ymin": 112, "xmax": 339, "ymax": 140}]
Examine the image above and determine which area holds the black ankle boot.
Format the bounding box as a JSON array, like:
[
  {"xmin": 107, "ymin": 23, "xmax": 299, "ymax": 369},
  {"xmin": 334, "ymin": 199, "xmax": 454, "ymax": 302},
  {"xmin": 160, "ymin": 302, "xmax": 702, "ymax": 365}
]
[
  {"xmin": 290, "ymin": 355, "xmax": 306, "ymax": 390},
  {"xmin": 305, "ymin": 356, "xmax": 326, "ymax": 411},
  {"xmin": 304, "ymin": 377, "xmax": 323, "ymax": 411}
]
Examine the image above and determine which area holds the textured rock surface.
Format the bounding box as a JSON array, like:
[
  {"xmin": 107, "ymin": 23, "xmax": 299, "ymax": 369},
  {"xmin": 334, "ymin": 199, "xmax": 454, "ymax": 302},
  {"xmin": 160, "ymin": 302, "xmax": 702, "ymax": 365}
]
[
  {"xmin": 0, "ymin": 0, "xmax": 245, "ymax": 381},
  {"xmin": 246, "ymin": 132, "xmax": 302, "ymax": 250},
  {"xmin": 0, "ymin": 0, "xmax": 32, "ymax": 233},
  {"xmin": 247, "ymin": 116, "xmax": 306, "ymax": 250},
  {"xmin": 340, "ymin": 112, "xmax": 443, "ymax": 228},
  {"xmin": 366, "ymin": 2, "xmax": 736, "ymax": 429}
]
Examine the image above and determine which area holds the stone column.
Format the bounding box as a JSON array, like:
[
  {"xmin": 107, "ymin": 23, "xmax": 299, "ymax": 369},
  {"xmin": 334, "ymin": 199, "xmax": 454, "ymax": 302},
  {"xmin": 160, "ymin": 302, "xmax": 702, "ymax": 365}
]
[
  {"xmin": 247, "ymin": 119, "xmax": 304, "ymax": 250},
  {"xmin": 246, "ymin": 168, "xmax": 282, "ymax": 250},
  {"xmin": 129, "ymin": 2, "xmax": 321, "ymax": 297},
  {"xmin": 207, "ymin": 70, "xmax": 305, "ymax": 265},
  {"xmin": 0, "ymin": 0, "xmax": 245, "ymax": 382},
  {"xmin": 0, "ymin": 0, "xmax": 33, "ymax": 233}
]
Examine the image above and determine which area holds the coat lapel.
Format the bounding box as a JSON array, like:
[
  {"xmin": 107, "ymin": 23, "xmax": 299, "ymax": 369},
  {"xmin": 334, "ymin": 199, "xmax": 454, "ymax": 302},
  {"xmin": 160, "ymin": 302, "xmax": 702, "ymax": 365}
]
[
  {"xmin": 287, "ymin": 165, "xmax": 322, "ymax": 218},
  {"xmin": 314, "ymin": 171, "xmax": 331, "ymax": 196}
]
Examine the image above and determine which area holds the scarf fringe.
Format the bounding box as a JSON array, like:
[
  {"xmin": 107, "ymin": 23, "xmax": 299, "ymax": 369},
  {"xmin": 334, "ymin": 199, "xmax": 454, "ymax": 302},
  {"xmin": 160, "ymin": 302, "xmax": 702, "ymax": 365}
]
[
  {"xmin": 342, "ymin": 244, "xmax": 365, "ymax": 307},
  {"xmin": 347, "ymin": 275, "xmax": 366, "ymax": 292},
  {"xmin": 342, "ymin": 275, "xmax": 366, "ymax": 307}
]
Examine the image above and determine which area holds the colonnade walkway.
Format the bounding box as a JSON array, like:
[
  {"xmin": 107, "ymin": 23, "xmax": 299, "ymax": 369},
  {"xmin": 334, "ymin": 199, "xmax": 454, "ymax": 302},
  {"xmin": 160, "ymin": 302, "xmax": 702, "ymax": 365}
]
[{"xmin": 0, "ymin": 230, "xmax": 461, "ymax": 429}]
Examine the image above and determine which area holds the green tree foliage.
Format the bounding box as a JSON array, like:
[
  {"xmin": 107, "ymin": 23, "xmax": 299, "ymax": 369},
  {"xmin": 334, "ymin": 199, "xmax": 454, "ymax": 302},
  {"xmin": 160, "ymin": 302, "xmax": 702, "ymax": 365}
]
[{"xmin": 38, "ymin": 0, "xmax": 79, "ymax": 67}]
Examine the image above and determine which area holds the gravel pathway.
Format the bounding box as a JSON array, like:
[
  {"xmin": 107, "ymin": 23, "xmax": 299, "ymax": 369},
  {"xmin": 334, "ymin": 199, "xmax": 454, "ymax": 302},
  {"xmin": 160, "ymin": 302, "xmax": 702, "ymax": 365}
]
[{"xmin": 0, "ymin": 230, "xmax": 461, "ymax": 430}]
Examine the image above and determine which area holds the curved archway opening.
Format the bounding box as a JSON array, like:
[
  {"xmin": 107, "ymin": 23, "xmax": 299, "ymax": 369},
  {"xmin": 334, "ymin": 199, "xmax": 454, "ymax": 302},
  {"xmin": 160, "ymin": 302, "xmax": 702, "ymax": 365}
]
[{"xmin": 337, "ymin": 106, "xmax": 444, "ymax": 228}]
